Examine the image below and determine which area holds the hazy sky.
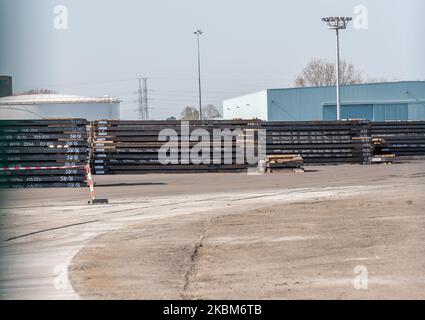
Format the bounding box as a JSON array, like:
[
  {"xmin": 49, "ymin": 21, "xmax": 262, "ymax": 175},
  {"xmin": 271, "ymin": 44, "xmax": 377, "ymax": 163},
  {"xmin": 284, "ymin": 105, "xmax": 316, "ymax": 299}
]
[{"xmin": 1, "ymin": 0, "xmax": 424, "ymax": 119}]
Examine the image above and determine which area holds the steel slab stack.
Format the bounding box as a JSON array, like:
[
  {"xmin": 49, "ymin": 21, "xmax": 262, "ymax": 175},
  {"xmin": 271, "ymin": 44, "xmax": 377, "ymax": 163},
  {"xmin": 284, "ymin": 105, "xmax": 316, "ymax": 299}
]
[
  {"xmin": 91, "ymin": 120, "xmax": 262, "ymax": 174},
  {"xmin": 264, "ymin": 154, "xmax": 304, "ymax": 172},
  {"xmin": 371, "ymin": 121, "xmax": 425, "ymax": 157},
  {"xmin": 0, "ymin": 119, "xmax": 89, "ymax": 188},
  {"xmin": 262, "ymin": 120, "xmax": 371, "ymax": 165}
]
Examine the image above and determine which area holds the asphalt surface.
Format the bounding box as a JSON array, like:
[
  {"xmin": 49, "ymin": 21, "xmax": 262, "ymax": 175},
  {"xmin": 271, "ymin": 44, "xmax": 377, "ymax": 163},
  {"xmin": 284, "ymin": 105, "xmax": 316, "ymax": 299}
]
[{"xmin": 0, "ymin": 162, "xmax": 424, "ymax": 299}]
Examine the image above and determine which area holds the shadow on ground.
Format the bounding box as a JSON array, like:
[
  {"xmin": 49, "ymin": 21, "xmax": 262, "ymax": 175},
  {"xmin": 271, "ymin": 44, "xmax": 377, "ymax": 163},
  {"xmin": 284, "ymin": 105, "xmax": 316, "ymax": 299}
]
[{"xmin": 96, "ymin": 182, "xmax": 167, "ymax": 187}]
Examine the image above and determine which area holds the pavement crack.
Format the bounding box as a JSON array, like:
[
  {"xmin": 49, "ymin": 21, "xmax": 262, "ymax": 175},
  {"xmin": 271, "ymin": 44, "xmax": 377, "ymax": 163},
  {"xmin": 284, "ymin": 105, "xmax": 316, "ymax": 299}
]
[{"xmin": 182, "ymin": 223, "xmax": 207, "ymax": 299}]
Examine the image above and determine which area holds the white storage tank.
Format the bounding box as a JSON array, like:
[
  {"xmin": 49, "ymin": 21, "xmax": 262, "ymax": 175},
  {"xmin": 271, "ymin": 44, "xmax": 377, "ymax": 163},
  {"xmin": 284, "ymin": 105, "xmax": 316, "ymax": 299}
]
[{"xmin": 0, "ymin": 94, "xmax": 120, "ymax": 120}]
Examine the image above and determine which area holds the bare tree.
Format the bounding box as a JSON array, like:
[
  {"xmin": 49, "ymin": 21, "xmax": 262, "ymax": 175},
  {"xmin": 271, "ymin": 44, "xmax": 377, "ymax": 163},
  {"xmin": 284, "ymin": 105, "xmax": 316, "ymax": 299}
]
[
  {"xmin": 295, "ymin": 58, "xmax": 363, "ymax": 87},
  {"xmin": 180, "ymin": 105, "xmax": 222, "ymax": 120},
  {"xmin": 180, "ymin": 106, "xmax": 200, "ymax": 120},
  {"xmin": 365, "ymin": 77, "xmax": 388, "ymax": 83},
  {"xmin": 201, "ymin": 104, "xmax": 222, "ymax": 120},
  {"xmin": 18, "ymin": 88, "xmax": 57, "ymax": 95}
]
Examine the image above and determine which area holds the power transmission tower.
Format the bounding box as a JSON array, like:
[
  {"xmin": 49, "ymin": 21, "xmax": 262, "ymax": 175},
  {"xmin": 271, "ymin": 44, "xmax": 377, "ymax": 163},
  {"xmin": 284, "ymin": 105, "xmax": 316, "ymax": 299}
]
[
  {"xmin": 136, "ymin": 77, "xmax": 149, "ymax": 120},
  {"xmin": 142, "ymin": 77, "xmax": 149, "ymax": 120}
]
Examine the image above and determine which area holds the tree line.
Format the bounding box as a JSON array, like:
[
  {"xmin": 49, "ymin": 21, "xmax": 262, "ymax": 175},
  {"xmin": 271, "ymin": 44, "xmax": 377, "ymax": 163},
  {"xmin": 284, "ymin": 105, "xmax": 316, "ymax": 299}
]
[{"xmin": 294, "ymin": 58, "xmax": 386, "ymax": 87}]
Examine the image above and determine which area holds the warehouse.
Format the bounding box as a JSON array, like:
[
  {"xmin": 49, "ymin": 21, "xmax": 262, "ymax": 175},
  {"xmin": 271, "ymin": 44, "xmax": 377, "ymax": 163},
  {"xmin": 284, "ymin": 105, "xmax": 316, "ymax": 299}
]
[
  {"xmin": 223, "ymin": 81, "xmax": 425, "ymax": 121},
  {"xmin": 0, "ymin": 94, "xmax": 120, "ymax": 120}
]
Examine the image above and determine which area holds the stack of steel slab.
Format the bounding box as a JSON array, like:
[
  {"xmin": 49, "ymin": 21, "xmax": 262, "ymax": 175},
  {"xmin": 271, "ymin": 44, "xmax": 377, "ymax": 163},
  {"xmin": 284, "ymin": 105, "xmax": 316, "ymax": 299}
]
[
  {"xmin": 90, "ymin": 120, "xmax": 262, "ymax": 174},
  {"xmin": 371, "ymin": 121, "xmax": 425, "ymax": 157},
  {"xmin": 0, "ymin": 119, "xmax": 88, "ymax": 188},
  {"xmin": 262, "ymin": 120, "xmax": 372, "ymax": 165},
  {"xmin": 265, "ymin": 154, "xmax": 304, "ymax": 172},
  {"xmin": 369, "ymin": 138, "xmax": 395, "ymax": 164}
]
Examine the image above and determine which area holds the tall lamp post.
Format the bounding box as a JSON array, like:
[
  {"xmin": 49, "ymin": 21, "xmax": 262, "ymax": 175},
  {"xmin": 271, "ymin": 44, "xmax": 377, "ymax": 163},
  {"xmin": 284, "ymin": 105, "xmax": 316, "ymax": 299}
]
[
  {"xmin": 194, "ymin": 29, "xmax": 203, "ymax": 120},
  {"xmin": 322, "ymin": 17, "xmax": 352, "ymax": 121}
]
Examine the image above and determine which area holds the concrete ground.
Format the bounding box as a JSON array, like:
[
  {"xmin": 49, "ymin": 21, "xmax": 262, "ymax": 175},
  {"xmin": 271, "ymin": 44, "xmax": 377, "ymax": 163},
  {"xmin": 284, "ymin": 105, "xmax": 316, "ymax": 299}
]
[{"xmin": 0, "ymin": 162, "xmax": 424, "ymax": 299}]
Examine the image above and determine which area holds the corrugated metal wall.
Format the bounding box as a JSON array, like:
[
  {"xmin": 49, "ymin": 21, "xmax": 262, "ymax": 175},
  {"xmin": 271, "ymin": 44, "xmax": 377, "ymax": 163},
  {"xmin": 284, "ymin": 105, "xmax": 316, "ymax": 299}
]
[
  {"xmin": 323, "ymin": 104, "xmax": 373, "ymax": 120},
  {"xmin": 268, "ymin": 81, "xmax": 425, "ymax": 121},
  {"xmin": 224, "ymin": 81, "xmax": 425, "ymax": 121},
  {"xmin": 323, "ymin": 103, "xmax": 410, "ymax": 121},
  {"xmin": 408, "ymin": 103, "xmax": 425, "ymax": 120},
  {"xmin": 373, "ymin": 104, "xmax": 408, "ymax": 121}
]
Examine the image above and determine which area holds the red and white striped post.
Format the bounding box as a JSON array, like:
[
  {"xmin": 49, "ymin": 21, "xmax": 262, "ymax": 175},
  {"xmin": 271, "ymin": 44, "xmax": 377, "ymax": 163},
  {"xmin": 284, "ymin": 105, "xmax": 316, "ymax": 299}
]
[
  {"xmin": 85, "ymin": 164, "xmax": 96, "ymax": 202},
  {"xmin": 84, "ymin": 164, "xmax": 108, "ymax": 204}
]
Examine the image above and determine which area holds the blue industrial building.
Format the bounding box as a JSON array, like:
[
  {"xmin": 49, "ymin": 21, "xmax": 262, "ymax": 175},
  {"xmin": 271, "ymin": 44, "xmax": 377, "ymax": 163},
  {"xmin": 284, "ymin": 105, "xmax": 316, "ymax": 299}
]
[{"xmin": 223, "ymin": 81, "xmax": 425, "ymax": 121}]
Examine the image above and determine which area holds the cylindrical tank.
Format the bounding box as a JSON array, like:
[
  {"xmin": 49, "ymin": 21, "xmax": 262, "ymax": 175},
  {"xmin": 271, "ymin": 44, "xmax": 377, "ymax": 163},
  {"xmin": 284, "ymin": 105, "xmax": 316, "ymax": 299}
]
[{"xmin": 0, "ymin": 94, "xmax": 120, "ymax": 120}]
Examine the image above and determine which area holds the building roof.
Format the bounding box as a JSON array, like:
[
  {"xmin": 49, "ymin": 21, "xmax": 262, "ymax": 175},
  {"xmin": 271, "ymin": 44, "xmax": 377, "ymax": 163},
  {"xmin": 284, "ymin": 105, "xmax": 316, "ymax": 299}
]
[
  {"xmin": 223, "ymin": 80, "xmax": 425, "ymax": 102},
  {"xmin": 0, "ymin": 94, "xmax": 120, "ymax": 105},
  {"xmin": 267, "ymin": 80, "xmax": 425, "ymax": 92}
]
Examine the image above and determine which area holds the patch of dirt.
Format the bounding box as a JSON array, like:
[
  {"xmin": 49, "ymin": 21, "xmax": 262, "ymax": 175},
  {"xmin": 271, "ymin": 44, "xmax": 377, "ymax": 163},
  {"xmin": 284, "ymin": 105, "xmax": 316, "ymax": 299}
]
[{"xmin": 69, "ymin": 185, "xmax": 425, "ymax": 299}]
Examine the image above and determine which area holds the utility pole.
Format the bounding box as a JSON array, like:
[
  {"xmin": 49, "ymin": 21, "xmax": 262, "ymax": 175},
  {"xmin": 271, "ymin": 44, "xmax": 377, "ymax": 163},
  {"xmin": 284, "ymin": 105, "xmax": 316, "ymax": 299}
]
[
  {"xmin": 322, "ymin": 16, "xmax": 352, "ymax": 121},
  {"xmin": 137, "ymin": 78, "xmax": 144, "ymax": 120},
  {"xmin": 194, "ymin": 29, "xmax": 203, "ymax": 120}
]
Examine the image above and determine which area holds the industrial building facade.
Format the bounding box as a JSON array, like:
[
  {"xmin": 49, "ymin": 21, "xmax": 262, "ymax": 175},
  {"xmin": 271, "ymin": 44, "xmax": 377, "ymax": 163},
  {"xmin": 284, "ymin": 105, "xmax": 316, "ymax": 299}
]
[
  {"xmin": 223, "ymin": 81, "xmax": 425, "ymax": 121},
  {"xmin": 0, "ymin": 76, "xmax": 12, "ymax": 98}
]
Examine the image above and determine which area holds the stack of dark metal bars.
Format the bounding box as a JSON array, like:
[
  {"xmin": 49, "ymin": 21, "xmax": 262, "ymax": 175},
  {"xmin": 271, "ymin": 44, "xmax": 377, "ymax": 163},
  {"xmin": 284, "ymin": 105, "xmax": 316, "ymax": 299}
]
[
  {"xmin": 0, "ymin": 119, "xmax": 89, "ymax": 188},
  {"xmin": 371, "ymin": 121, "xmax": 425, "ymax": 158},
  {"xmin": 4, "ymin": 119, "xmax": 424, "ymax": 182},
  {"xmin": 90, "ymin": 119, "xmax": 262, "ymax": 174},
  {"xmin": 263, "ymin": 120, "xmax": 372, "ymax": 165},
  {"xmin": 90, "ymin": 119, "xmax": 372, "ymax": 174}
]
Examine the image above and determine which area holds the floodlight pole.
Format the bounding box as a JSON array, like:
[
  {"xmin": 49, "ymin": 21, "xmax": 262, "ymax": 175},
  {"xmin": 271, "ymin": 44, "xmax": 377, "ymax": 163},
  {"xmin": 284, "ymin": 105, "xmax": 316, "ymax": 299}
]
[
  {"xmin": 335, "ymin": 28, "xmax": 341, "ymax": 121},
  {"xmin": 194, "ymin": 29, "xmax": 203, "ymax": 120},
  {"xmin": 322, "ymin": 17, "xmax": 352, "ymax": 121}
]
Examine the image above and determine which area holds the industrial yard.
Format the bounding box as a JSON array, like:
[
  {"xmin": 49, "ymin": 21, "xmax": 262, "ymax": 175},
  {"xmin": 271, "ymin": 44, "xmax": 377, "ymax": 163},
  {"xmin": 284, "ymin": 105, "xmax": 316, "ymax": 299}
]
[
  {"xmin": 1, "ymin": 119, "xmax": 425, "ymax": 300},
  {"xmin": 1, "ymin": 0, "xmax": 424, "ymax": 305},
  {"xmin": 1, "ymin": 161, "xmax": 425, "ymax": 299}
]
